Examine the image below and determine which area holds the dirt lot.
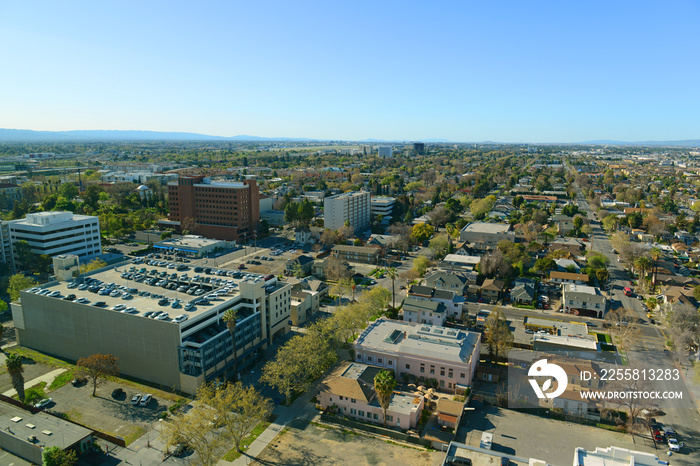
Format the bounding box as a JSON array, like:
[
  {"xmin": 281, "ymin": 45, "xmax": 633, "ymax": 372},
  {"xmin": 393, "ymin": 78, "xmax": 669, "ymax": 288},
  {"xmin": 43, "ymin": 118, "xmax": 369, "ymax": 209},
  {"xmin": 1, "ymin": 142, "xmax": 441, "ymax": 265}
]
[{"xmin": 253, "ymin": 421, "xmax": 443, "ymax": 466}]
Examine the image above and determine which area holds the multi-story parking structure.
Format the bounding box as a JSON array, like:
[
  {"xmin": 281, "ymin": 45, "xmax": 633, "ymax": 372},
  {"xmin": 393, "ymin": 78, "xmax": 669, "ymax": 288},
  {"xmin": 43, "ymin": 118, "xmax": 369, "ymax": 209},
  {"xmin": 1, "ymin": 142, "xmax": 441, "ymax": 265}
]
[{"xmin": 12, "ymin": 260, "xmax": 291, "ymax": 394}]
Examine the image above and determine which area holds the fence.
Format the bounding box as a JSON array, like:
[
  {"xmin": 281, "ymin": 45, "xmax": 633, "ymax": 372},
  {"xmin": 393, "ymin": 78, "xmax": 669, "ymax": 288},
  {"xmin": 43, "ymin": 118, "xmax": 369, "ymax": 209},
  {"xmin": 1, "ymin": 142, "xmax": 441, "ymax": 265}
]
[{"xmin": 319, "ymin": 414, "xmax": 432, "ymax": 448}]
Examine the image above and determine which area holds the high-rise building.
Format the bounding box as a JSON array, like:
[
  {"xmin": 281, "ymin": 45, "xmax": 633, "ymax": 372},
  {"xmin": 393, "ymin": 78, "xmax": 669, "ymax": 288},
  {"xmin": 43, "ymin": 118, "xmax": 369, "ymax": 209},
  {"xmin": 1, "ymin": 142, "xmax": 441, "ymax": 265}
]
[
  {"xmin": 9, "ymin": 211, "xmax": 102, "ymax": 263},
  {"xmin": 413, "ymin": 142, "xmax": 425, "ymax": 155},
  {"xmin": 167, "ymin": 176, "xmax": 260, "ymax": 242},
  {"xmin": 324, "ymin": 191, "xmax": 371, "ymax": 232},
  {"xmin": 377, "ymin": 146, "xmax": 393, "ymax": 158}
]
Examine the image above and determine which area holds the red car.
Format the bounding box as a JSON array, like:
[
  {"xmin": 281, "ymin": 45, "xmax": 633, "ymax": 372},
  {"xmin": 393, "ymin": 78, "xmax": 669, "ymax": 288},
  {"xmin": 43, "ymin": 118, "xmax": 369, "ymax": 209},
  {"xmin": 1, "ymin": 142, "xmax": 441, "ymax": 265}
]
[{"xmin": 653, "ymin": 430, "xmax": 665, "ymax": 442}]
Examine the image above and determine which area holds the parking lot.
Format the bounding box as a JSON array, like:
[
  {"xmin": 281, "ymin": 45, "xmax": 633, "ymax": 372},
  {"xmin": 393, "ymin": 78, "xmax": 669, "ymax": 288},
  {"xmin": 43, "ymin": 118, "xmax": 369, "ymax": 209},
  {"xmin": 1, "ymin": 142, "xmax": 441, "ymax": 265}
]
[
  {"xmin": 46, "ymin": 377, "xmax": 179, "ymax": 440},
  {"xmin": 457, "ymin": 405, "xmax": 667, "ymax": 465}
]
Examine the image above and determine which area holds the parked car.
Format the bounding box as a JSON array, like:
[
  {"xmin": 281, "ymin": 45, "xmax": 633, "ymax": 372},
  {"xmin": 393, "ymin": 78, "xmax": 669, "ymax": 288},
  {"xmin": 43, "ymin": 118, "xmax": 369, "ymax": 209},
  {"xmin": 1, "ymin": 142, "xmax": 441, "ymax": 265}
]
[
  {"xmin": 139, "ymin": 394, "xmax": 153, "ymax": 406},
  {"xmin": 131, "ymin": 394, "xmax": 142, "ymax": 405},
  {"xmin": 112, "ymin": 387, "xmax": 125, "ymax": 398},
  {"xmin": 71, "ymin": 377, "xmax": 87, "ymax": 387},
  {"xmin": 668, "ymin": 437, "xmax": 683, "ymax": 451},
  {"xmin": 35, "ymin": 398, "xmax": 53, "ymax": 409}
]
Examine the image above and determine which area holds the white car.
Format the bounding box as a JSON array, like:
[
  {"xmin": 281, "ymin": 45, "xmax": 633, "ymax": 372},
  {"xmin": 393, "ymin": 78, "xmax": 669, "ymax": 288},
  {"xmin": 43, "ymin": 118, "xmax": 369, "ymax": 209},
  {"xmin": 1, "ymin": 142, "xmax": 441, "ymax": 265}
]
[
  {"xmin": 173, "ymin": 314, "xmax": 188, "ymax": 323},
  {"xmin": 668, "ymin": 437, "xmax": 682, "ymax": 451},
  {"xmin": 111, "ymin": 304, "xmax": 126, "ymax": 311},
  {"xmin": 155, "ymin": 313, "xmax": 170, "ymax": 321}
]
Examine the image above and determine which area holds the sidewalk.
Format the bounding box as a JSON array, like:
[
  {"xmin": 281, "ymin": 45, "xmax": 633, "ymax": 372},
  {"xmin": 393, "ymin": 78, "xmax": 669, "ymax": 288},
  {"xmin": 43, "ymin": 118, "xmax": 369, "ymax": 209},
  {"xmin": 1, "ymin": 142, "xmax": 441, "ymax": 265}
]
[
  {"xmin": 224, "ymin": 387, "xmax": 320, "ymax": 466},
  {"xmin": 3, "ymin": 368, "xmax": 67, "ymax": 397}
]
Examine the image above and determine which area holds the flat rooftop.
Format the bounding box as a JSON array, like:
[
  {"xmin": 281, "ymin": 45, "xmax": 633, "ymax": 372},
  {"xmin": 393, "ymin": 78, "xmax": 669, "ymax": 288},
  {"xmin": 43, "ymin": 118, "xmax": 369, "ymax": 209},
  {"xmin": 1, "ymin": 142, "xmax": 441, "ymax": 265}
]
[
  {"xmin": 355, "ymin": 319, "xmax": 479, "ymax": 364},
  {"xmin": 564, "ymin": 284, "xmax": 600, "ymax": 295},
  {"xmin": 28, "ymin": 260, "xmax": 276, "ymax": 322},
  {"xmin": 0, "ymin": 401, "xmax": 91, "ymax": 450},
  {"xmin": 460, "ymin": 222, "xmax": 511, "ymax": 234},
  {"xmin": 532, "ymin": 334, "xmax": 599, "ymax": 351},
  {"xmin": 524, "ymin": 316, "xmax": 591, "ymax": 338}
]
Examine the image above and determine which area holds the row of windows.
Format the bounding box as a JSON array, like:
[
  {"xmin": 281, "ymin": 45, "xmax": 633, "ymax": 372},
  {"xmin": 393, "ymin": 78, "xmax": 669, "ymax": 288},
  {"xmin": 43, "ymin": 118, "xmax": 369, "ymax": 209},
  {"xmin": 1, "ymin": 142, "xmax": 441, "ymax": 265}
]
[{"xmin": 361, "ymin": 355, "xmax": 467, "ymax": 380}]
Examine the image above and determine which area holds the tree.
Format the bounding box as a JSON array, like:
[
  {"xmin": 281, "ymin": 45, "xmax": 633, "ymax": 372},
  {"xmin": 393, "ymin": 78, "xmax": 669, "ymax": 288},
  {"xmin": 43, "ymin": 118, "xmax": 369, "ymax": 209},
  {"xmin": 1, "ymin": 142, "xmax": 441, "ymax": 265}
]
[
  {"xmin": 79, "ymin": 258, "xmax": 107, "ymax": 274},
  {"xmin": 484, "ymin": 308, "xmax": 513, "ymax": 362},
  {"xmin": 470, "ymin": 196, "xmax": 496, "ymax": 219},
  {"xmin": 532, "ymin": 257, "xmax": 556, "ymax": 275},
  {"xmin": 428, "ymin": 234, "xmax": 450, "ymax": 259},
  {"xmin": 374, "ymin": 370, "xmax": 396, "ymax": 426},
  {"xmin": 412, "ymin": 256, "xmax": 431, "ymax": 277},
  {"xmin": 222, "ymin": 309, "xmax": 239, "ymax": 381},
  {"xmin": 197, "ymin": 382, "xmax": 272, "ymax": 454},
  {"xmin": 410, "ymin": 223, "xmax": 434, "ymax": 243},
  {"xmin": 596, "ymin": 268, "xmax": 609, "ymax": 292},
  {"xmin": 81, "ymin": 184, "xmax": 103, "ymax": 212},
  {"xmin": 6, "ymin": 353, "xmax": 25, "ymax": 402},
  {"xmin": 164, "ymin": 402, "xmax": 224, "ymax": 466},
  {"xmin": 605, "ymin": 309, "xmax": 641, "ymax": 351},
  {"xmin": 478, "ymin": 250, "xmax": 512, "ymax": 279},
  {"xmin": 649, "ymin": 247, "xmax": 661, "ymax": 288},
  {"xmin": 634, "ymin": 256, "xmax": 652, "ymax": 291},
  {"xmin": 297, "ymin": 199, "xmax": 315, "ymax": 225},
  {"xmin": 602, "ymin": 215, "xmax": 620, "ymax": 233},
  {"xmin": 320, "ymin": 229, "xmax": 341, "ymax": 248},
  {"xmin": 284, "ymin": 202, "xmax": 298, "ymax": 224},
  {"xmin": 58, "ymin": 183, "xmax": 79, "ymax": 200},
  {"xmin": 325, "ymin": 256, "xmax": 352, "ymax": 282},
  {"xmin": 76, "ymin": 354, "xmax": 119, "ymax": 396},
  {"xmin": 387, "ymin": 267, "xmax": 398, "ymax": 309},
  {"xmin": 42, "ymin": 445, "xmax": 77, "ymax": 466},
  {"xmin": 427, "ymin": 206, "xmax": 450, "ymax": 229},
  {"xmin": 7, "ymin": 274, "xmax": 37, "ymax": 301}
]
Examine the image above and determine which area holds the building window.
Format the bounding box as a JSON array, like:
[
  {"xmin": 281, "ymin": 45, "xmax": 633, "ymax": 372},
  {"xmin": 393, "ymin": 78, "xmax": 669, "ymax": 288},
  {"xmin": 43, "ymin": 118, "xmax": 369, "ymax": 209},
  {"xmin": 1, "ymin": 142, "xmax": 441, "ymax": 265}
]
[
  {"xmin": 385, "ymin": 415, "xmax": 393, "ymax": 422},
  {"xmin": 420, "ymin": 364, "xmax": 425, "ymax": 373},
  {"xmin": 460, "ymin": 373, "xmax": 466, "ymax": 379},
  {"xmin": 388, "ymin": 360, "xmax": 393, "ymax": 366},
  {"xmin": 367, "ymin": 412, "xmax": 372, "ymax": 418},
  {"xmin": 440, "ymin": 368, "xmax": 445, "ymax": 376},
  {"xmin": 430, "ymin": 365, "xmax": 435, "ymax": 375},
  {"xmin": 448, "ymin": 370, "xmax": 453, "ymax": 378},
  {"xmin": 378, "ymin": 358, "xmax": 382, "ymax": 364},
  {"xmin": 351, "ymin": 398, "xmax": 356, "ymax": 403},
  {"xmin": 367, "ymin": 356, "xmax": 372, "ymax": 362},
  {"xmin": 373, "ymin": 413, "xmax": 378, "ymax": 420},
  {"xmin": 439, "ymin": 380, "xmax": 445, "ymax": 387},
  {"xmin": 350, "ymin": 408, "xmax": 356, "ymax": 415},
  {"xmin": 358, "ymin": 410, "xmax": 364, "ymax": 416},
  {"xmin": 405, "ymin": 364, "xmax": 410, "ymax": 370}
]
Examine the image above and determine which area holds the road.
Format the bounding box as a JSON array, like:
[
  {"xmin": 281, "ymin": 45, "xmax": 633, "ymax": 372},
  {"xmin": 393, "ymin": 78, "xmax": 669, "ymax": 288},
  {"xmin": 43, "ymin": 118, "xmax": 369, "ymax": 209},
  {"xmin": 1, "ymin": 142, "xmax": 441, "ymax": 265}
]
[{"xmin": 575, "ymin": 185, "xmax": 699, "ymax": 463}]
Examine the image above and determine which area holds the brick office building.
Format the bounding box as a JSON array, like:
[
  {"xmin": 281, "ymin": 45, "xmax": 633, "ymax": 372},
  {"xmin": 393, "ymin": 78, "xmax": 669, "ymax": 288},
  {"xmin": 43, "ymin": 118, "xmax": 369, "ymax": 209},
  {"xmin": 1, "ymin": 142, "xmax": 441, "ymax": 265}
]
[{"xmin": 167, "ymin": 176, "xmax": 260, "ymax": 242}]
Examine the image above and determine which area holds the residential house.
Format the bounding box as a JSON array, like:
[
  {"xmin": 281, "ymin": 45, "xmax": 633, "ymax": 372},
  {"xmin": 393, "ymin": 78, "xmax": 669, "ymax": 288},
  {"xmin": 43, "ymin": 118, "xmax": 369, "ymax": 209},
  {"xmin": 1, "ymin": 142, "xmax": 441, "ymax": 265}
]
[
  {"xmin": 510, "ymin": 283, "xmax": 535, "ymax": 305},
  {"xmin": 402, "ymin": 297, "xmax": 447, "ymax": 326},
  {"xmin": 332, "ymin": 244, "xmax": 381, "ymax": 264},
  {"xmin": 562, "ymin": 284, "xmax": 607, "ymax": 318},
  {"xmin": 552, "ymin": 214, "xmax": 576, "ymax": 235},
  {"xmin": 555, "ymin": 258, "xmax": 581, "ymax": 272},
  {"xmin": 480, "ymin": 278, "xmax": 505, "ymax": 303},
  {"xmin": 354, "ymin": 319, "xmax": 481, "ymax": 393},
  {"xmin": 318, "ymin": 361, "xmax": 425, "ymax": 430},
  {"xmin": 287, "ymin": 277, "xmax": 326, "ymax": 326},
  {"xmin": 424, "ymin": 271, "xmax": 471, "ymax": 296},
  {"xmin": 294, "ymin": 226, "xmax": 315, "ymax": 245},
  {"xmin": 312, "ymin": 257, "xmax": 350, "ymax": 280},
  {"xmin": 285, "ymin": 255, "xmax": 314, "ymax": 277},
  {"xmin": 407, "ymin": 285, "xmax": 465, "ymax": 318},
  {"xmin": 675, "ymin": 230, "xmax": 697, "ymax": 246},
  {"xmin": 549, "ymin": 271, "xmax": 589, "ymax": 285},
  {"xmin": 441, "ymin": 254, "xmax": 480, "ymax": 270}
]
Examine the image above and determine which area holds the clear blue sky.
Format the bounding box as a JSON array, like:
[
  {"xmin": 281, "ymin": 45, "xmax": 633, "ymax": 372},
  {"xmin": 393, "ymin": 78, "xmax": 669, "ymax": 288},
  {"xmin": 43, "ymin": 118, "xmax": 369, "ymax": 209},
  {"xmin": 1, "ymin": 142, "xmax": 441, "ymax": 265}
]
[{"xmin": 1, "ymin": 1, "xmax": 698, "ymax": 142}]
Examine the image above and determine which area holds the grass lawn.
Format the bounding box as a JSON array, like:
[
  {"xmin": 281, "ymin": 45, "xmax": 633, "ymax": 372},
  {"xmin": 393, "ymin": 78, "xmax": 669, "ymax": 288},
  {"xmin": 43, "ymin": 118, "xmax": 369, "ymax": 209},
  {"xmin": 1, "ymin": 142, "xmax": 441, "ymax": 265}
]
[{"xmin": 222, "ymin": 417, "xmax": 276, "ymax": 461}]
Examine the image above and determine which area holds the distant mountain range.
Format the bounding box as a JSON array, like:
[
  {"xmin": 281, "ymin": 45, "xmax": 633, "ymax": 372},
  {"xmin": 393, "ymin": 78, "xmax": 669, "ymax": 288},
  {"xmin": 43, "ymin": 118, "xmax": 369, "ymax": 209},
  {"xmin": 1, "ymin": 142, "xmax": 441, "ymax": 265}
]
[
  {"xmin": 0, "ymin": 128, "xmax": 697, "ymax": 146},
  {"xmin": 0, "ymin": 129, "xmax": 313, "ymax": 142}
]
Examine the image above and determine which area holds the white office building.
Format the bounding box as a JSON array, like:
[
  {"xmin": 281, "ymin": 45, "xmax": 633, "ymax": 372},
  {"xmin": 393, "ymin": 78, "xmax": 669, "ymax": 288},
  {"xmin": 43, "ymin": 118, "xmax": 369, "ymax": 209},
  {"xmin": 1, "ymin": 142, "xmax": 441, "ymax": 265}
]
[
  {"xmin": 370, "ymin": 196, "xmax": 396, "ymax": 217},
  {"xmin": 378, "ymin": 146, "xmax": 393, "ymax": 158},
  {"xmin": 10, "ymin": 211, "xmax": 102, "ymax": 261},
  {"xmin": 0, "ymin": 221, "xmax": 13, "ymax": 267},
  {"xmin": 324, "ymin": 191, "xmax": 371, "ymax": 232}
]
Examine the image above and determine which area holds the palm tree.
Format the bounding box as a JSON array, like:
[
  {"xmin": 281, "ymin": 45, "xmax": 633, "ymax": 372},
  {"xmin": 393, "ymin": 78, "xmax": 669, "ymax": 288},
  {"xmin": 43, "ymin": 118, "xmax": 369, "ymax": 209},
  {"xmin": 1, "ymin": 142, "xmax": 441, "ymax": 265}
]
[
  {"xmin": 634, "ymin": 256, "xmax": 652, "ymax": 292},
  {"xmin": 596, "ymin": 268, "xmax": 609, "ymax": 297},
  {"xmin": 373, "ymin": 370, "xmax": 396, "ymax": 426},
  {"xmin": 649, "ymin": 247, "xmax": 661, "ymax": 290},
  {"xmin": 222, "ymin": 309, "xmax": 239, "ymax": 382},
  {"xmin": 6, "ymin": 353, "xmax": 25, "ymax": 402},
  {"xmin": 387, "ymin": 267, "xmax": 398, "ymax": 309}
]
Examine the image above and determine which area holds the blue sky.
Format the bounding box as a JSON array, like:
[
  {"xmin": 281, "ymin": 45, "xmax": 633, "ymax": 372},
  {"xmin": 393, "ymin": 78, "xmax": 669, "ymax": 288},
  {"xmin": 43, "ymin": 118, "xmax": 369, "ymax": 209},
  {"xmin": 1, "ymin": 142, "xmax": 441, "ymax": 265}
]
[{"xmin": 1, "ymin": 1, "xmax": 698, "ymax": 142}]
